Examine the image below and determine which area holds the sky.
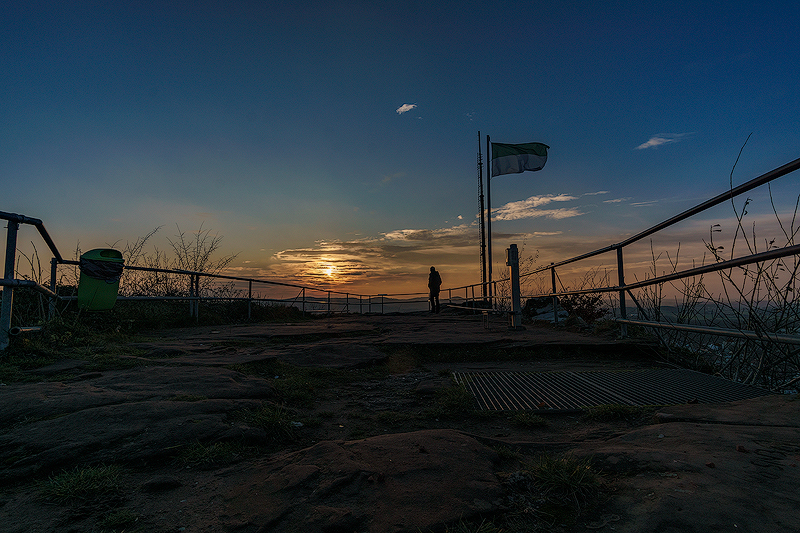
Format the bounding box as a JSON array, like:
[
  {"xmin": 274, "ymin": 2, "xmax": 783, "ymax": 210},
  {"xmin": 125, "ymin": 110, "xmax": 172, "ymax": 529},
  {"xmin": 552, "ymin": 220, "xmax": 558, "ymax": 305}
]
[{"xmin": 3, "ymin": 1, "xmax": 800, "ymax": 298}]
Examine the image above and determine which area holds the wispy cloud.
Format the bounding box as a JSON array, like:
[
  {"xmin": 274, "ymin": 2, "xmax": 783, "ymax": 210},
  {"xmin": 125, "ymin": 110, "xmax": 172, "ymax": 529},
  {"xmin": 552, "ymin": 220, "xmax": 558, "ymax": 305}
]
[
  {"xmin": 492, "ymin": 194, "xmax": 582, "ymax": 221},
  {"xmin": 396, "ymin": 103, "xmax": 417, "ymax": 114},
  {"xmin": 603, "ymin": 197, "xmax": 632, "ymax": 203},
  {"xmin": 635, "ymin": 133, "xmax": 690, "ymax": 150}
]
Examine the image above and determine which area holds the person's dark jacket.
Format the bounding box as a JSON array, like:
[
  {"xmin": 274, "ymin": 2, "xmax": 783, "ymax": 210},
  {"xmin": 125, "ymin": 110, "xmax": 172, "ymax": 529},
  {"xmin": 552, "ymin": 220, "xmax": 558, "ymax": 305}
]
[{"xmin": 428, "ymin": 270, "xmax": 442, "ymax": 294}]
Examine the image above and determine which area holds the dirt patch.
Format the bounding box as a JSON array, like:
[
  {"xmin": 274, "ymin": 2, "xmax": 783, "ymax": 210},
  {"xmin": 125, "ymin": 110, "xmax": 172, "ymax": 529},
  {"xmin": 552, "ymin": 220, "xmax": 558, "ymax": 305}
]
[{"xmin": 1, "ymin": 315, "xmax": 797, "ymax": 532}]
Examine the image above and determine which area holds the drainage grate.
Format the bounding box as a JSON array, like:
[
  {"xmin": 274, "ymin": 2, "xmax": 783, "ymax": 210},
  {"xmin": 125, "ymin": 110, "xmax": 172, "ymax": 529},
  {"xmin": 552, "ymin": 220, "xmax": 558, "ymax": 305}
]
[{"xmin": 453, "ymin": 369, "xmax": 774, "ymax": 412}]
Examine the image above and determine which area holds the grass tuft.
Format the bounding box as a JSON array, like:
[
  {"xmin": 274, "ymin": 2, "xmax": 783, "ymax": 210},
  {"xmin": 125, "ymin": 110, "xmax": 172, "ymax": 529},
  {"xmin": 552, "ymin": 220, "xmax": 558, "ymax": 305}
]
[
  {"xmin": 510, "ymin": 411, "xmax": 549, "ymax": 428},
  {"xmin": 526, "ymin": 453, "xmax": 600, "ymax": 509},
  {"xmin": 428, "ymin": 382, "xmax": 476, "ymax": 417},
  {"xmin": 39, "ymin": 464, "xmax": 124, "ymax": 503},
  {"xmin": 232, "ymin": 403, "xmax": 299, "ymax": 443}
]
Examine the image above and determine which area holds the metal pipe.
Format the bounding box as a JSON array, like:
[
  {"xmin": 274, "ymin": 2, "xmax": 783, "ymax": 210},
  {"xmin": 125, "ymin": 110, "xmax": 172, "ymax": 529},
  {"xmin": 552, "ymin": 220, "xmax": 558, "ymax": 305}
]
[
  {"xmin": 620, "ymin": 157, "xmax": 800, "ymax": 248},
  {"xmin": 0, "ymin": 211, "xmax": 43, "ymax": 226},
  {"xmin": 35, "ymin": 223, "xmax": 63, "ymax": 263},
  {"xmin": 0, "ymin": 278, "xmax": 59, "ymax": 299},
  {"xmin": 0, "ymin": 211, "xmax": 63, "ymax": 263},
  {"xmin": 615, "ymin": 318, "xmax": 800, "ymax": 345},
  {"xmin": 1, "ymin": 220, "xmax": 19, "ymax": 350},
  {"xmin": 617, "ymin": 247, "xmax": 628, "ymax": 338},
  {"xmin": 550, "ymin": 264, "xmax": 558, "ymax": 325},
  {"xmin": 531, "ymin": 243, "xmax": 800, "ymax": 298},
  {"xmin": 486, "ymin": 134, "xmax": 493, "ymax": 300},
  {"xmin": 623, "ymin": 243, "xmax": 800, "ymax": 291},
  {"xmin": 510, "ymin": 157, "xmax": 800, "ymax": 281}
]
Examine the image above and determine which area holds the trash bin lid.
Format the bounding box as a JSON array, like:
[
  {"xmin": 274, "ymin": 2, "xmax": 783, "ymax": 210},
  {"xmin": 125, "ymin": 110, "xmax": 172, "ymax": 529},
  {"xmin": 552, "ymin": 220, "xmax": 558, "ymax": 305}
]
[{"xmin": 80, "ymin": 248, "xmax": 124, "ymax": 262}]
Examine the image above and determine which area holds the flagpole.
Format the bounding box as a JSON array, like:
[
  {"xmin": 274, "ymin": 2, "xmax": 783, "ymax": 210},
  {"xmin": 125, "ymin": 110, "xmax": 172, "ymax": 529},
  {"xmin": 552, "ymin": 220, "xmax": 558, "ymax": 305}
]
[
  {"xmin": 486, "ymin": 134, "xmax": 492, "ymax": 302},
  {"xmin": 478, "ymin": 131, "xmax": 487, "ymax": 300}
]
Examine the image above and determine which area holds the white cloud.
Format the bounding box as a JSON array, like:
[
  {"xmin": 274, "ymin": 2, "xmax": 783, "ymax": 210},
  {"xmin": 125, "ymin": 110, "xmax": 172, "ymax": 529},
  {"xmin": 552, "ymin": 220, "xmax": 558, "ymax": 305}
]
[
  {"xmin": 603, "ymin": 197, "xmax": 632, "ymax": 203},
  {"xmin": 491, "ymin": 194, "xmax": 582, "ymax": 221},
  {"xmin": 635, "ymin": 133, "xmax": 690, "ymax": 150},
  {"xmin": 396, "ymin": 103, "xmax": 417, "ymax": 114}
]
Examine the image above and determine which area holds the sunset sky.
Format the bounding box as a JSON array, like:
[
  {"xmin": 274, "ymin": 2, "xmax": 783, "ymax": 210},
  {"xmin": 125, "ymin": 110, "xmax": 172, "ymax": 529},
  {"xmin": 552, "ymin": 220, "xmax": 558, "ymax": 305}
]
[{"xmin": 4, "ymin": 1, "xmax": 800, "ymax": 298}]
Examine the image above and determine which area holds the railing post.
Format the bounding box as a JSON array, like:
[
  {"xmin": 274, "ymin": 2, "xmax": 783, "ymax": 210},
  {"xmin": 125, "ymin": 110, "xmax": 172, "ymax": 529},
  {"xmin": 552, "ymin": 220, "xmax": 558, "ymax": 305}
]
[
  {"xmin": 188, "ymin": 274, "xmax": 193, "ymax": 318},
  {"xmin": 194, "ymin": 274, "xmax": 200, "ymax": 321},
  {"xmin": 616, "ymin": 246, "xmax": 628, "ymax": 338},
  {"xmin": 345, "ymin": 293, "xmax": 349, "ymax": 314},
  {"xmin": 506, "ymin": 244, "xmax": 523, "ymax": 330},
  {"xmin": 550, "ymin": 263, "xmax": 558, "ymax": 325},
  {"xmin": 327, "ymin": 291, "xmax": 331, "ymax": 315},
  {"xmin": 1, "ymin": 220, "xmax": 19, "ymax": 351},
  {"xmin": 49, "ymin": 257, "xmax": 58, "ymax": 320},
  {"xmin": 247, "ymin": 280, "xmax": 252, "ymax": 321},
  {"xmin": 359, "ymin": 295, "xmax": 363, "ymax": 314},
  {"xmin": 302, "ymin": 287, "xmax": 306, "ymax": 316},
  {"xmin": 379, "ymin": 294, "xmax": 385, "ymax": 314}
]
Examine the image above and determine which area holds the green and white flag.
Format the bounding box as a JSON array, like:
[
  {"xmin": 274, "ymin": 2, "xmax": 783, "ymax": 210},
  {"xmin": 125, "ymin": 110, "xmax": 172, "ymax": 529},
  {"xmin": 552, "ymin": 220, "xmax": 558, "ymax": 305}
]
[{"xmin": 491, "ymin": 142, "xmax": 549, "ymax": 177}]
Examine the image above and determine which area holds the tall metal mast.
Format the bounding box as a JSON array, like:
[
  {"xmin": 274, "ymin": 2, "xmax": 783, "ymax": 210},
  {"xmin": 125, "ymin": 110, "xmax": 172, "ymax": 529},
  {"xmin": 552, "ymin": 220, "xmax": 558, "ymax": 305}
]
[{"xmin": 477, "ymin": 131, "xmax": 487, "ymax": 300}]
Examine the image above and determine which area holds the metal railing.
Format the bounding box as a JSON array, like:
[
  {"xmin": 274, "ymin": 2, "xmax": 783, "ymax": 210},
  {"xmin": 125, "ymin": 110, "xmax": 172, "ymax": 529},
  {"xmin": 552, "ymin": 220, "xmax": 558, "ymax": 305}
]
[
  {"xmin": 456, "ymin": 157, "xmax": 800, "ymax": 344},
  {"xmin": 4, "ymin": 157, "xmax": 799, "ymax": 350},
  {"xmin": 0, "ymin": 210, "xmax": 437, "ymax": 349},
  {"xmin": 1, "ymin": 211, "xmax": 63, "ymax": 349}
]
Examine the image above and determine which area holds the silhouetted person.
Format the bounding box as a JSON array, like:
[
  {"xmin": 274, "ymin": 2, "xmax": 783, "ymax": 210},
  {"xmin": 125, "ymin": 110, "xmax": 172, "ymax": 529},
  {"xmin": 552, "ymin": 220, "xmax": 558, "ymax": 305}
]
[{"xmin": 428, "ymin": 266, "xmax": 442, "ymax": 313}]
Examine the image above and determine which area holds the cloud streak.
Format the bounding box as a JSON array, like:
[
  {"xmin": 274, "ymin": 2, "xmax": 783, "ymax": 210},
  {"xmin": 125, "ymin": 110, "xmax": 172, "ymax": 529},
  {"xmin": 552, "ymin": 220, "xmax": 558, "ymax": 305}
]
[
  {"xmin": 491, "ymin": 194, "xmax": 582, "ymax": 221},
  {"xmin": 635, "ymin": 133, "xmax": 690, "ymax": 150},
  {"xmin": 396, "ymin": 103, "xmax": 417, "ymax": 114}
]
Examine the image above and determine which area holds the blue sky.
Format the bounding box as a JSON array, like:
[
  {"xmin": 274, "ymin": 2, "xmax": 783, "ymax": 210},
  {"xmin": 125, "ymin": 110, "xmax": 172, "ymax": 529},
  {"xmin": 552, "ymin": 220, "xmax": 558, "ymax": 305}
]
[{"xmin": 3, "ymin": 1, "xmax": 800, "ymax": 296}]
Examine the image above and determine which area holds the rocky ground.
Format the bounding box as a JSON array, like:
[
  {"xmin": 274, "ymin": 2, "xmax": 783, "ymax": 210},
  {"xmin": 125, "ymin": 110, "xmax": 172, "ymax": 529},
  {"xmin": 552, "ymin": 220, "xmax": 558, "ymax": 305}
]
[{"xmin": 1, "ymin": 313, "xmax": 798, "ymax": 532}]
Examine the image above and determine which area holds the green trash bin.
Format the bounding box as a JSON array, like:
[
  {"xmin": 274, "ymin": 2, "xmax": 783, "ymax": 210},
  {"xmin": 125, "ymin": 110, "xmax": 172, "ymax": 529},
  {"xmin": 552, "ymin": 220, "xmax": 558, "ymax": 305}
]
[{"xmin": 77, "ymin": 249, "xmax": 124, "ymax": 310}]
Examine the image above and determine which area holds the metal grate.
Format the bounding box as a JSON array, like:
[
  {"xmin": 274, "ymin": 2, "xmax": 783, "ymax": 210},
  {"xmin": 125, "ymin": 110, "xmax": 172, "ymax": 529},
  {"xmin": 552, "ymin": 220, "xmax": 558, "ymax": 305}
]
[{"xmin": 453, "ymin": 368, "xmax": 774, "ymax": 412}]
